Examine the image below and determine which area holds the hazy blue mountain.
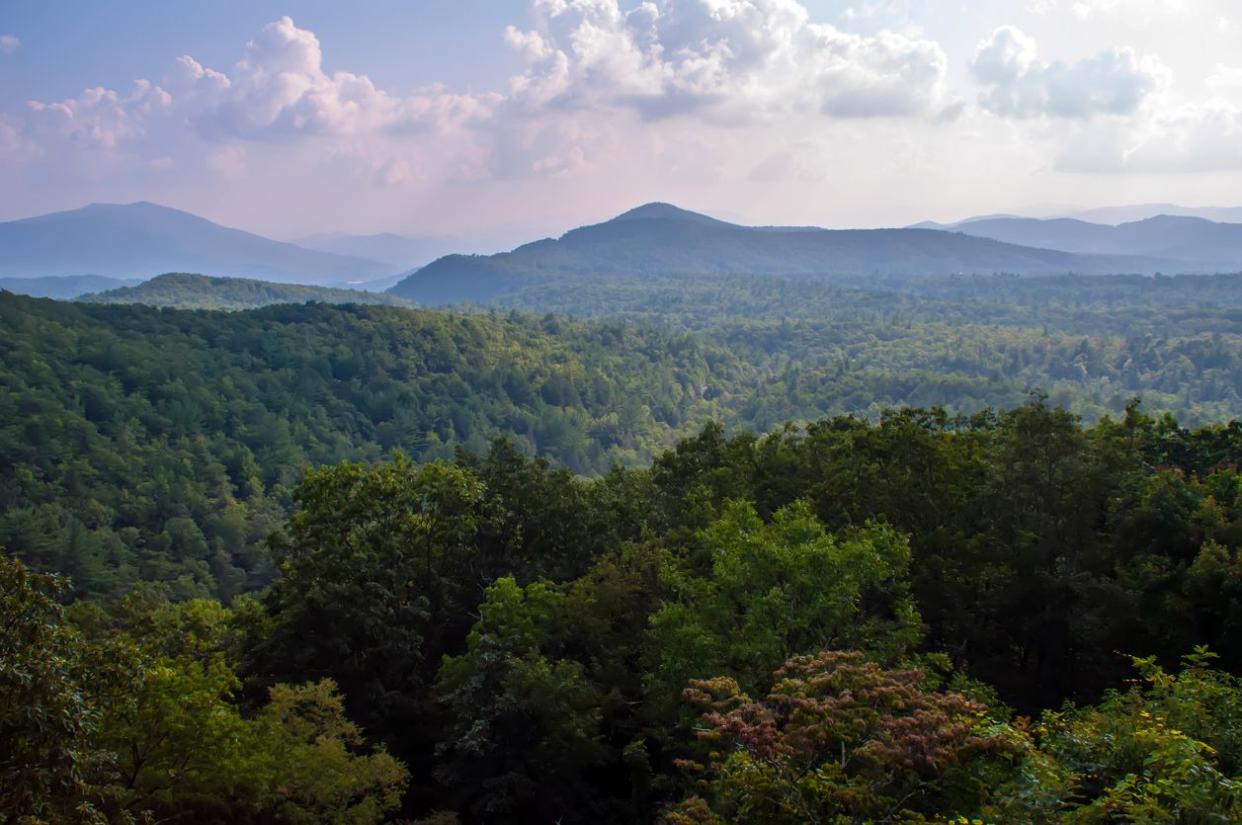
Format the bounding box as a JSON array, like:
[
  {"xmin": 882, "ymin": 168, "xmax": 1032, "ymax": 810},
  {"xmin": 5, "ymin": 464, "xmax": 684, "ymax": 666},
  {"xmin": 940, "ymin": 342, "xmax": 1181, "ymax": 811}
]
[
  {"xmin": 294, "ymin": 231, "xmax": 463, "ymax": 271},
  {"xmin": 0, "ymin": 274, "xmax": 142, "ymax": 299},
  {"xmin": 1060, "ymin": 204, "xmax": 1242, "ymax": 225},
  {"xmin": 929, "ymin": 215, "xmax": 1242, "ymax": 271},
  {"xmin": 0, "ymin": 202, "xmax": 393, "ymax": 284},
  {"xmin": 389, "ymin": 202, "xmax": 1178, "ymax": 305},
  {"xmin": 79, "ymin": 272, "xmax": 413, "ymax": 310}
]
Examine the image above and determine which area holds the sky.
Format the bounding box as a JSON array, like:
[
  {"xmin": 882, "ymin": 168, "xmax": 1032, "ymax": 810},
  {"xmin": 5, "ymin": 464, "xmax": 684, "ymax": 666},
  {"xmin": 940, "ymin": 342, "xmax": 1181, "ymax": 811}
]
[{"xmin": 2, "ymin": 0, "xmax": 1242, "ymax": 240}]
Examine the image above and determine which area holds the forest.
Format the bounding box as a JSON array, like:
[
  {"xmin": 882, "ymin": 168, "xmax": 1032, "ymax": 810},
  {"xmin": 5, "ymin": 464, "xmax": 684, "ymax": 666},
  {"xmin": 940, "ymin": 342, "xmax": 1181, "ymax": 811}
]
[
  {"xmin": 81, "ymin": 273, "xmax": 413, "ymax": 311},
  {"xmin": 9, "ymin": 400, "xmax": 1242, "ymax": 823},
  {"xmin": 7, "ymin": 280, "xmax": 1242, "ymax": 823},
  {"xmin": 6, "ymin": 280, "xmax": 1242, "ymax": 599}
]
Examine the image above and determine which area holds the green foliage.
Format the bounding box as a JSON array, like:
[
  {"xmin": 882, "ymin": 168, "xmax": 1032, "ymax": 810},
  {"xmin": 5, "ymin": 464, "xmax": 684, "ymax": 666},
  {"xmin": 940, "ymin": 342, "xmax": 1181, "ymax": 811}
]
[
  {"xmin": 0, "ymin": 555, "xmax": 107, "ymax": 824},
  {"xmin": 648, "ymin": 500, "xmax": 922, "ymax": 697},
  {"xmin": 80, "ymin": 272, "xmax": 413, "ymax": 311},
  {"xmin": 262, "ymin": 456, "xmax": 484, "ymax": 721},
  {"xmin": 252, "ymin": 680, "xmax": 409, "ymax": 825},
  {"xmin": 435, "ymin": 577, "xmax": 607, "ymax": 822},
  {"xmin": 9, "ymin": 272, "xmax": 1242, "ymax": 603},
  {"xmin": 1, "ymin": 555, "xmax": 408, "ymax": 825},
  {"xmin": 1037, "ymin": 649, "xmax": 1242, "ymax": 822}
]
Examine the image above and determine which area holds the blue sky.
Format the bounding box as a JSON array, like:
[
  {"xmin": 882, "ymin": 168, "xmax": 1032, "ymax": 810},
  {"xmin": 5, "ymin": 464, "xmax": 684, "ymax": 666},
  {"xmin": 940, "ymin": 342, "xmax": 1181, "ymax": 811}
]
[{"xmin": 2, "ymin": 1, "xmax": 1241, "ymax": 238}]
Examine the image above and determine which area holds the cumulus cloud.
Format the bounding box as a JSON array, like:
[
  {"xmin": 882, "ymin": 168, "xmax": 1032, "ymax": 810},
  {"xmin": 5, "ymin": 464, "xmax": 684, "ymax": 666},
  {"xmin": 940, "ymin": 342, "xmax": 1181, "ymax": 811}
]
[
  {"xmin": 171, "ymin": 17, "xmax": 495, "ymax": 142},
  {"xmin": 971, "ymin": 26, "xmax": 1166, "ymax": 118},
  {"xmin": 11, "ymin": 16, "xmax": 493, "ymax": 156},
  {"xmin": 0, "ymin": 34, "xmax": 19, "ymax": 54},
  {"xmin": 2, "ymin": 16, "xmax": 499, "ymax": 193},
  {"xmin": 504, "ymin": 0, "xmax": 957, "ymax": 122},
  {"xmin": 23, "ymin": 80, "xmax": 172, "ymax": 151}
]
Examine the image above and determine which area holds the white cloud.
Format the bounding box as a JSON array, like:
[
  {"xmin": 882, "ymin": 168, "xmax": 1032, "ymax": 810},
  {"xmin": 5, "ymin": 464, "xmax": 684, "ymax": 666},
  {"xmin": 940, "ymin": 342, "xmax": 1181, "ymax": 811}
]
[
  {"xmin": 1028, "ymin": 0, "xmax": 1185, "ymax": 19},
  {"xmin": 1207, "ymin": 64, "xmax": 1242, "ymax": 94},
  {"xmin": 2, "ymin": 15, "xmax": 499, "ymax": 198},
  {"xmin": 24, "ymin": 80, "xmax": 172, "ymax": 150},
  {"xmin": 504, "ymin": 0, "xmax": 957, "ymax": 122},
  {"xmin": 171, "ymin": 17, "xmax": 495, "ymax": 142},
  {"xmin": 1058, "ymin": 100, "xmax": 1242, "ymax": 173},
  {"xmin": 972, "ymin": 26, "xmax": 1166, "ymax": 118},
  {"xmin": 0, "ymin": 34, "xmax": 19, "ymax": 54}
]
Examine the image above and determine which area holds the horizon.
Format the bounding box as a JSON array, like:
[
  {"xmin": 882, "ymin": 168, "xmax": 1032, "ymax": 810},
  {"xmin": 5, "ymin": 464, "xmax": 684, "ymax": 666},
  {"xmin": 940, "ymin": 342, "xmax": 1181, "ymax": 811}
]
[
  {"xmin": 5, "ymin": 1, "xmax": 1242, "ymax": 238},
  {"xmin": 7, "ymin": 197, "xmax": 1242, "ymax": 247}
]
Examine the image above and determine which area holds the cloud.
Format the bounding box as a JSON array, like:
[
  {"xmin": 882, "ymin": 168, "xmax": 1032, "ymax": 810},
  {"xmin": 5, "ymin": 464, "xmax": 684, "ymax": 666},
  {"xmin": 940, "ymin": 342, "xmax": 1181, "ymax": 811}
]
[
  {"xmin": 1057, "ymin": 101, "xmax": 1242, "ymax": 173},
  {"xmin": 2, "ymin": 15, "xmax": 500, "ymax": 196},
  {"xmin": 0, "ymin": 34, "xmax": 20, "ymax": 54},
  {"xmin": 1027, "ymin": 0, "xmax": 1185, "ymax": 18},
  {"xmin": 24, "ymin": 80, "xmax": 173, "ymax": 151},
  {"xmin": 971, "ymin": 26, "xmax": 1166, "ymax": 118},
  {"xmin": 11, "ymin": 16, "xmax": 493, "ymax": 155},
  {"xmin": 504, "ymin": 0, "xmax": 957, "ymax": 122},
  {"xmin": 1207, "ymin": 64, "xmax": 1242, "ymax": 95},
  {"xmin": 171, "ymin": 17, "xmax": 495, "ymax": 142}
]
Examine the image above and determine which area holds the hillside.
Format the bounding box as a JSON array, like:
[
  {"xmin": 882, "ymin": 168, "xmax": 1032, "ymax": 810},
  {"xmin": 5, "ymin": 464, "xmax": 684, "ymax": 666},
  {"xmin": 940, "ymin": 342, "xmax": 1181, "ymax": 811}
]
[
  {"xmin": 0, "ymin": 202, "xmax": 393, "ymax": 284},
  {"xmin": 389, "ymin": 202, "xmax": 1175, "ymax": 304},
  {"xmin": 80, "ymin": 272, "xmax": 413, "ymax": 310},
  {"xmin": 6, "ymin": 277, "xmax": 1242, "ymax": 601}
]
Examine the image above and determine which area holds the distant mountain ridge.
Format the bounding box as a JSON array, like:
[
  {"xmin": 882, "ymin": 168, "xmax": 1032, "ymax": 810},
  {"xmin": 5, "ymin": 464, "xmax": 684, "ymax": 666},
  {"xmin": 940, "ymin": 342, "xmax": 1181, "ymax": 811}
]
[
  {"xmin": 80, "ymin": 272, "xmax": 412, "ymax": 310},
  {"xmin": 0, "ymin": 202, "xmax": 394, "ymax": 284},
  {"xmin": 0, "ymin": 274, "xmax": 141, "ymax": 299},
  {"xmin": 388, "ymin": 202, "xmax": 1186, "ymax": 305},
  {"xmin": 912, "ymin": 214, "xmax": 1242, "ymax": 271}
]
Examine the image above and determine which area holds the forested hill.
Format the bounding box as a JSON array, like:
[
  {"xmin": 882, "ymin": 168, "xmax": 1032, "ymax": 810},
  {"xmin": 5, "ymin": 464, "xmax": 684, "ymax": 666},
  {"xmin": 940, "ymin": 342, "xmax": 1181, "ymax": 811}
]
[
  {"xmin": 5, "ymin": 285, "xmax": 1242, "ymax": 600},
  {"xmin": 0, "ymin": 293, "xmax": 745, "ymax": 598},
  {"xmin": 389, "ymin": 202, "xmax": 1174, "ymax": 304},
  {"xmin": 80, "ymin": 272, "xmax": 413, "ymax": 310}
]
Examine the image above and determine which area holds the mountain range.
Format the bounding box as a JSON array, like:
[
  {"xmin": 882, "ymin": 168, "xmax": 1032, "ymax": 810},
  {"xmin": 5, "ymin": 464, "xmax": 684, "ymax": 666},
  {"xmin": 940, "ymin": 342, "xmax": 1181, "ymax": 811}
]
[
  {"xmin": 387, "ymin": 202, "xmax": 1190, "ymax": 305},
  {"xmin": 0, "ymin": 274, "xmax": 141, "ymax": 300},
  {"xmin": 0, "ymin": 202, "xmax": 394, "ymax": 285},
  {"xmin": 7, "ymin": 200, "xmax": 1242, "ymax": 305},
  {"xmin": 912, "ymin": 215, "xmax": 1242, "ymax": 271}
]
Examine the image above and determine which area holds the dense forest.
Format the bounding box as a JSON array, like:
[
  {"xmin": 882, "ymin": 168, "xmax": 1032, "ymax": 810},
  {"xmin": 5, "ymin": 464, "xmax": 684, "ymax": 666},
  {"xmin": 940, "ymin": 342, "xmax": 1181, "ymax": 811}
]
[
  {"xmin": 9, "ymin": 400, "xmax": 1242, "ymax": 823},
  {"xmin": 5, "ymin": 279, "xmax": 1242, "ymax": 600},
  {"xmin": 8, "ymin": 276, "xmax": 1242, "ymax": 823}
]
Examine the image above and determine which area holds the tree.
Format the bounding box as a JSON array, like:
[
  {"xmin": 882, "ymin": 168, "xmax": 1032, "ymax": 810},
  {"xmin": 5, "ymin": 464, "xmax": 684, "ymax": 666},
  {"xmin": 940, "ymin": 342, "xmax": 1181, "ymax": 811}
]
[
  {"xmin": 1037, "ymin": 649, "xmax": 1242, "ymax": 822},
  {"xmin": 253, "ymin": 680, "xmax": 408, "ymax": 825},
  {"xmin": 0, "ymin": 554, "xmax": 109, "ymax": 824},
  {"xmin": 647, "ymin": 500, "xmax": 922, "ymax": 700},
  {"xmin": 666, "ymin": 650, "xmax": 1027, "ymax": 825},
  {"xmin": 261, "ymin": 456, "xmax": 484, "ymax": 725},
  {"xmin": 435, "ymin": 577, "xmax": 607, "ymax": 823}
]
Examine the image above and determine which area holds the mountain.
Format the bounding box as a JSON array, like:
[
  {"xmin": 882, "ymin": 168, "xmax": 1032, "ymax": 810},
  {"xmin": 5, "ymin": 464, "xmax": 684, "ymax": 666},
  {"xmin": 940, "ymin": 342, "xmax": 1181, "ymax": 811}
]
[
  {"xmin": 1060, "ymin": 204, "xmax": 1242, "ymax": 225},
  {"xmin": 0, "ymin": 274, "xmax": 142, "ymax": 299},
  {"xmin": 294, "ymin": 231, "xmax": 463, "ymax": 271},
  {"xmin": 79, "ymin": 272, "xmax": 413, "ymax": 310},
  {"xmin": 389, "ymin": 202, "xmax": 1178, "ymax": 304},
  {"xmin": 928, "ymin": 215, "xmax": 1242, "ymax": 271},
  {"xmin": 0, "ymin": 202, "xmax": 394, "ymax": 284}
]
